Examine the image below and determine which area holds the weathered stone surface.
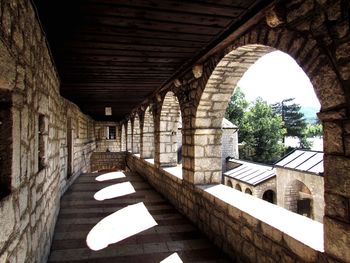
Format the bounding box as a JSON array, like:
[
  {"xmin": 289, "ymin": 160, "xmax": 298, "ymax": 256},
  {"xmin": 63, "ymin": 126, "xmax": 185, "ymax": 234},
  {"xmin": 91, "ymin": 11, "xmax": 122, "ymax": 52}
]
[
  {"xmin": 324, "ymin": 155, "xmax": 350, "ymax": 197},
  {"xmin": 324, "ymin": 217, "xmax": 350, "ymax": 262},
  {"xmin": 0, "ymin": 197, "xmax": 15, "ymax": 247},
  {"xmin": 0, "ymin": 40, "xmax": 16, "ymax": 90},
  {"xmin": 325, "ymin": 193, "xmax": 349, "ymax": 222}
]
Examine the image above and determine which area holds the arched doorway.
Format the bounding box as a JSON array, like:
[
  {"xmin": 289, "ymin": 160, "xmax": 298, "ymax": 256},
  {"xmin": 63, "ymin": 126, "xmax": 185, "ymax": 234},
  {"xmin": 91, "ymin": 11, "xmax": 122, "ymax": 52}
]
[
  {"xmin": 262, "ymin": 190, "xmax": 276, "ymax": 204},
  {"xmin": 235, "ymin": 184, "xmax": 242, "ymax": 191},
  {"xmin": 245, "ymin": 188, "xmax": 252, "ymax": 195},
  {"xmin": 284, "ymin": 180, "xmax": 313, "ymax": 219}
]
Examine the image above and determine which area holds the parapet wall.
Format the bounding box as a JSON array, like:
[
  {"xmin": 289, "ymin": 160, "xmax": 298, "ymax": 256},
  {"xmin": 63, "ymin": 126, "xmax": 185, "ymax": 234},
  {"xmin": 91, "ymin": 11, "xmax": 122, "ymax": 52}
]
[
  {"xmin": 90, "ymin": 152, "xmax": 126, "ymax": 172},
  {"xmin": 127, "ymin": 154, "xmax": 336, "ymax": 263}
]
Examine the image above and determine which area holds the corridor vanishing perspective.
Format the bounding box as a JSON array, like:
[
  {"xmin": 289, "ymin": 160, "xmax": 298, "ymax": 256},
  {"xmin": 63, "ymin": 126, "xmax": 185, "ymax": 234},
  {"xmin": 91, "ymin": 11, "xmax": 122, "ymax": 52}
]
[
  {"xmin": 49, "ymin": 170, "xmax": 229, "ymax": 262},
  {"xmin": 1, "ymin": 0, "xmax": 350, "ymax": 263}
]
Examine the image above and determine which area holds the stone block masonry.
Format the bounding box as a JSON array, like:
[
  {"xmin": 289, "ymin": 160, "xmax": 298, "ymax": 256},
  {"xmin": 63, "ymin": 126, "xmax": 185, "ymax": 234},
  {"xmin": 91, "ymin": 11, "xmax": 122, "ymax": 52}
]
[
  {"xmin": 0, "ymin": 0, "xmax": 96, "ymax": 262},
  {"xmin": 127, "ymin": 154, "xmax": 328, "ymax": 263},
  {"xmin": 90, "ymin": 152, "xmax": 126, "ymax": 172}
]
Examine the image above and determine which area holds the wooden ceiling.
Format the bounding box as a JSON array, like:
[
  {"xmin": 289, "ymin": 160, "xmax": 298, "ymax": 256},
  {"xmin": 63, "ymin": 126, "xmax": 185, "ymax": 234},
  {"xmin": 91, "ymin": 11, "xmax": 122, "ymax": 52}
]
[{"xmin": 33, "ymin": 0, "xmax": 270, "ymax": 121}]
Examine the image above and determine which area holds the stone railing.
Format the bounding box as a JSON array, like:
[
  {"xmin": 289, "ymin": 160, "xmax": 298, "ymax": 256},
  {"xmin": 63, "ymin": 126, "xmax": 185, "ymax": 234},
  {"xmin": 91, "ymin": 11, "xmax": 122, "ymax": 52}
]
[
  {"xmin": 90, "ymin": 152, "xmax": 126, "ymax": 172},
  {"xmin": 127, "ymin": 153, "xmax": 330, "ymax": 263}
]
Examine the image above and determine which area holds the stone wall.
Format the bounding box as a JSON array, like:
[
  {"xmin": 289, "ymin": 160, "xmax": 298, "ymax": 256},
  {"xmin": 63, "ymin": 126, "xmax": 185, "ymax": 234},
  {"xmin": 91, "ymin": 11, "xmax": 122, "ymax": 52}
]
[
  {"xmin": 224, "ymin": 176, "xmax": 276, "ymax": 201},
  {"xmin": 276, "ymin": 167, "xmax": 324, "ymax": 223},
  {"xmin": 94, "ymin": 122, "xmax": 120, "ymax": 152},
  {"xmin": 0, "ymin": 1, "xmax": 96, "ymax": 262},
  {"xmin": 127, "ymin": 154, "xmax": 329, "ymax": 263},
  {"xmin": 141, "ymin": 106, "xmax": 154, "ymax": 159},
  {"xmin": 90, "ymin": 152, "xmax": 126, "ymax": 172},
  {"xmin": 221, "ymin": 128, "xmax": 238, "ymax": 171}
]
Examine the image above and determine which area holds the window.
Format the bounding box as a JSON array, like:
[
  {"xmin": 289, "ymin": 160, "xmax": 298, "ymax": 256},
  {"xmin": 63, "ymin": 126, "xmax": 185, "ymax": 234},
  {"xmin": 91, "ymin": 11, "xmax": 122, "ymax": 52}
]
[
  {"xmin": 38, "ymin": 114, "xmax": 46, "ymax": 171},
  {"xmin": 107, "ymin": 126, "xmax": 116, "ymax": 140},
  {"xmin": 0, "ymin": 93, "xmax": 12, "ymax": 199}
]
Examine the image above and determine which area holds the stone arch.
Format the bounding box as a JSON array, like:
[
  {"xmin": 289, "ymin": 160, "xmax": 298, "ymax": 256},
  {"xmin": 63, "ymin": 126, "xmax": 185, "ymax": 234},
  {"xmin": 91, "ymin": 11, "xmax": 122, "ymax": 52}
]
[
  {"xmin": 141, "ymin": 106, "xmax": 154, "ymax": 159},
  {"xmin": 245, "ymin": 188, "xmax": 252, "ymax": 195},
  {"xmin": 192, "ymin": 24, "xmax": 347, "ymax": 185},
  {"xmin": 227, "ymin": 180, "xmax": 233, "ymax": 188},
  {"xmin": 262, "ymin": 189, "xmax": 276, "ymax": 204},
  {"xmin": 132, "ymin": 114, "xmax": 141, "ymax": 154},
  {"xmin": 121, "ymin": 123, "xmax": 126, "ymax": 151},
  {"xmin": 157, "ymin": 91, "xmax": 181, "ymax": 167},
  {"xmin": 284, "ymin": 180, "xmax": 313, "ymax": 219},
  {"xmin": 127, "ymin": 120, "xmax": 132, "ymax": 151},
  {"xmin": 194, "ymin": 45, "xmax": 275, "ymax": 184},
  {"xmin": 235, "ymin": 184, "xmax": 242, "ymax": 191}
]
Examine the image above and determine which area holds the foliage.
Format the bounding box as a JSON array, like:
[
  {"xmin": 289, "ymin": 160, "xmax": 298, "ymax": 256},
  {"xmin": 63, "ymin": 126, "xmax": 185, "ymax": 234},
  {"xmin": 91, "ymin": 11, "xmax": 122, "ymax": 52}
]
[
  {"xmin": 299, "ymin": 135, "xmax": 312, "ymax": 149},
  {"xmin": 305, "ymin": 123, "xmax": 323, "ymax": 137},
  {"xmin": 225, "ymin": 87, "xmax": 248, "ymax": 132},
  {"xmin": 272, "ymin": 98, "xmax": 307, "ymax": 138},
  {"xmin": 239, "ymin": 97, "xmax": 286, "ymax": 164}
]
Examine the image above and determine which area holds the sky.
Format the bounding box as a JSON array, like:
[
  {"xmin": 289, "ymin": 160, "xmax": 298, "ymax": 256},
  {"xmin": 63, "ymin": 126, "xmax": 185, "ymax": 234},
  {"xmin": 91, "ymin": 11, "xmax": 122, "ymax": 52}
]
[{"xmin": 237, "ymin": 51, "xmax": 320, "ymax": 109}]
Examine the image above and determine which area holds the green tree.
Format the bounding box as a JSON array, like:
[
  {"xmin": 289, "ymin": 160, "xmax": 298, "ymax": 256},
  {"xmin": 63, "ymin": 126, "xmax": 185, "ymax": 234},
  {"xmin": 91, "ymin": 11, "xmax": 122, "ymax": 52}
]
[
  {"xmin": 272, "ymin": 98, "xmax": 307, "ymax": 138},
  {"xmin": 225, "ymin": 87, "xmax": 248, "ymax": 136},
  {"xmin": 240, "ymin": 98, "xmax": 286, "ymax": 164},
  {"xmin": 272, "ymin": 98, "xmax": 311, "ymax": 149},
  {"xmin": 305, "ymin": 123, "xmax": 323, "ymax": 137}
]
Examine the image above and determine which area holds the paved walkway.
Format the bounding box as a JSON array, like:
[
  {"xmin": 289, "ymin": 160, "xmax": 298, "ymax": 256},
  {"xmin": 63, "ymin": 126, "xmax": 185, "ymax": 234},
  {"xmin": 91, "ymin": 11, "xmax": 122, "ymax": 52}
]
[{"xmin": 48, "ymin": 171, "xmax": 230, "ymax": 262}]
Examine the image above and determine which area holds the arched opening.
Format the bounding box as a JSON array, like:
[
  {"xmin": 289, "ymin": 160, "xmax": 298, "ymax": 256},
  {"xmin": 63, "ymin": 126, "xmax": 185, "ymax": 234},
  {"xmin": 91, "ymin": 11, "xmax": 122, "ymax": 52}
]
[
  {"xmin": 227, "ymin": 180, "xmax": 233, "ymax": 188},
  {"xmin": 284, "ymin": 180, "xmax": 313, "ymax": 219},
  {"xmin": 142, "ymin": 106, "xmax": 154, "ymax": 159},
  {"xmin": 245, "ymin": 188, "xmax": 252, "ymax": 195},
  {"xmin": 132, "ymin": 115, "xmax": 140, "ymax": 154},
  {"xmin": 158, "ymin": 91, "xmax": 181, "ymax": 167},
  {"xmin": 262, "ymin": 190, "xmax": 276, "ymax": 204},
  {"xmin": 195, "ymin": 45, "xmax": 276, "ymax": 184},
  {"xmin": 121, "ymin": 123, "xmax": 126, "ymax": 151},
  {"xmin": 127, "ymin": 120, "xmax": 132, "ymax": 152},
  {"xmin": 235, "ymin": 184, "xmax": 242, "ymax": 191}
]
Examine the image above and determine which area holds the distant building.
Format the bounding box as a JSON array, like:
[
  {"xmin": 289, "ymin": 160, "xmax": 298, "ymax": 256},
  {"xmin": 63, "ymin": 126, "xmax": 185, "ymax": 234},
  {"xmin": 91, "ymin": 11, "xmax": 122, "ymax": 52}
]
[
  {"xmin": 221, "ymin": 119, "xmax": 239, "ymax": 171},
  {"xmin": 178, "ymin": 118, "xmax": 239, "ymax": 168},
  {"xmin": 275, "ymin": 149, "xmax": 324, "ymax": 223},
  {"xmin": 224, "ymin": 159, "xmax": 277, "ymax": 203},
  {"xmin": 224, "ymin": 149, "xmax": 324, "ymax": 223}
]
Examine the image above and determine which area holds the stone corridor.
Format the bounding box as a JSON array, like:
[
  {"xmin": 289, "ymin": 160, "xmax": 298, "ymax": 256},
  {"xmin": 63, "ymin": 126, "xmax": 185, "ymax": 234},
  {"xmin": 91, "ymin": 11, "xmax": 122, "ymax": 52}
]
[{"xmin": 48, "ymin": 170, "xmax": 229, "ymax": 262}]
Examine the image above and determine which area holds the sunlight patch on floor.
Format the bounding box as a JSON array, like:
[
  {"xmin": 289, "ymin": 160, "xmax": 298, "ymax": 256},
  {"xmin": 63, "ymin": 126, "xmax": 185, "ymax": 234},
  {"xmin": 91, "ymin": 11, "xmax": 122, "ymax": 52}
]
[
  {"xmin": 160, "ymin": 253, "xmax": 183, "ymax": 263},
  {"xmin": 95, "ymin": 171, "xmax": 126, "ymax": 181},
  {"xmin": 94, "ymin": 182, "xmax": 135, "ymax": 201},
  {"xmin": 86, "ymin": 202, "xmax": 157, "ymax": 251}
]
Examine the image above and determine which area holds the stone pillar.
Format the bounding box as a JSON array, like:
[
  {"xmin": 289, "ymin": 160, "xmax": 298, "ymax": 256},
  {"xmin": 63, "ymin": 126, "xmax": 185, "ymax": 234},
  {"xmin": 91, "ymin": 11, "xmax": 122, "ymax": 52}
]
[
  {"xmin": 188, "ymin": 128, "xmax": 222, "ymax": 184},
  {"xmin": 127, "ymin": 121, "xmax": 132, "ymax": 151},
  {"xmin": 132, "ymin": 117, "xmax": 140, "ymax": 154},
  {"xmin": 318, "ymin": 108, "xmax": 350, "ymax": 261},
  {"xmin": 121, "ymin": 124, "xmax": 126, "ymax": 151}
]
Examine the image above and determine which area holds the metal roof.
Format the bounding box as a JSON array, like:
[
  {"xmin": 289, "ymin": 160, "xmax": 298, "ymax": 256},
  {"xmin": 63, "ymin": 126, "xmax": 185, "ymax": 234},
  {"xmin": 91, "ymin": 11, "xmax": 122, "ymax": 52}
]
[
  {"xmin": 275, "ymin": 150, "xmax": 324, "ymax": 175},
  {"xmin": 224, "ymin": 160, "xmax": 276, "ymax": 186}
]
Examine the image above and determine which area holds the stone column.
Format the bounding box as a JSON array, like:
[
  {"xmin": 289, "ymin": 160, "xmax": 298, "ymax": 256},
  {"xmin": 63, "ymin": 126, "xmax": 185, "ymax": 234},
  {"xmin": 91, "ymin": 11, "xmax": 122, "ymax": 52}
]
[
  {"xmin": 183, "ymin": 128, "xmax": 222, "ymax": 184},
  {"xmin": 318, "ymin": 107, "xmax": 350, "ymax": 261}
]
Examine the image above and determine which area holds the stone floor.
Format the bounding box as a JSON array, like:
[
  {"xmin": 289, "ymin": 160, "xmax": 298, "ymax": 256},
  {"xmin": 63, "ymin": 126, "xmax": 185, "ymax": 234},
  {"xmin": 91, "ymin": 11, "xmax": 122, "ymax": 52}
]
[{"xmin": 48, "ymin": 171, "xmax": 230, "ymax": 262}]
